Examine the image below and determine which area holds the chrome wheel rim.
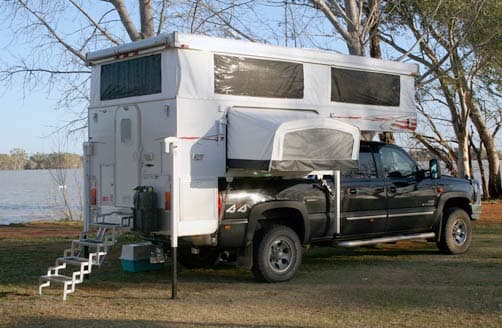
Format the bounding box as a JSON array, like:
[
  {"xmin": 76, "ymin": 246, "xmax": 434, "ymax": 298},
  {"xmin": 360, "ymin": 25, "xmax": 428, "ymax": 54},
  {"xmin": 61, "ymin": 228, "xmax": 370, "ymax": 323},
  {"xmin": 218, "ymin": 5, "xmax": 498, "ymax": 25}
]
[
  {"xmin": 452, "ymin": 219, "xmax": 467, "ymax": 246},
  {"xmin": 268, "ymin": 238, "xmax": 293, "ymax": 273}
]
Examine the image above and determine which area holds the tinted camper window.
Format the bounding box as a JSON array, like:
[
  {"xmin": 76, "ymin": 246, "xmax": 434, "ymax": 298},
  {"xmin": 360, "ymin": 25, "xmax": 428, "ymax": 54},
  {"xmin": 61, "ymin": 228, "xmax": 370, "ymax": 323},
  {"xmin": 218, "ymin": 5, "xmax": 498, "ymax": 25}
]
[
  {"xmin": 100, "ymin": 54, "xmax": 161, "ymax": 100},
  {"xmin": 331, "ymin": 68, "xmax": 400, "ymax": 106},
  {"xmin": 214, "ymin": 55, "xmax": 303, "ymax": 98}
]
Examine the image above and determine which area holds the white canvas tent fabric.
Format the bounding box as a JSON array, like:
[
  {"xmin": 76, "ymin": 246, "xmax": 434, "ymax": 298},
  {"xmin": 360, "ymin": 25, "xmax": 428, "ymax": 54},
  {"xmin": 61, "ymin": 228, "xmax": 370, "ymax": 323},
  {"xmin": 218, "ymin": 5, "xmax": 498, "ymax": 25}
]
[{"xmin": 227, "ymin": 108, "xmax": 360, "ymax": 172}]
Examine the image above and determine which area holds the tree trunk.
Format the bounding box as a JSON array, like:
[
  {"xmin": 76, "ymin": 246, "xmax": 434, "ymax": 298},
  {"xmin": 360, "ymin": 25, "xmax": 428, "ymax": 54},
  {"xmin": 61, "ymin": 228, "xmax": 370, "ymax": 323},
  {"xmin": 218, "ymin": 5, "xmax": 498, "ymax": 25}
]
[
  {"xmin": 470, "ymin": 107, "xmax": 502, "ymax": 197},
  {"xmin": 139, "ymin": 0, "xmax": 154, "ymax": 38},
  {"xmin": 367, "ymin": 0, "xmax": 394, "ymax": 144},
  {"xmin": 457, "ymin": 131, "xmax": 470, "ymax": 178},
  {"xmin": 470, "ymin": 137, "xmax": 489, "ymax": 199},
  {"xmin": 344, "ymin": 0, "xmax": 365, "ymax": 56},
  {"xmin": 109, "ymin": 0, "xmax": 141, "ymax": 41}
]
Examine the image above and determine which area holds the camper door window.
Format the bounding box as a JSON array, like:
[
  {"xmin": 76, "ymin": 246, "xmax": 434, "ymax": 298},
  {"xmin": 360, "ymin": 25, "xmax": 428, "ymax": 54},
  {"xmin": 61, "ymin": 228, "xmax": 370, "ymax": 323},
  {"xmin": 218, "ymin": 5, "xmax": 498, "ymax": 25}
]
[
  {"xmin": 214, "ymin": 55, "xmax": 304, "ymax": 98},
  {"xmin": 100, "ymin": 54, "xmax": 162, "ymax": 100},
  {"xmin": 330, "ymin": 68, "xmax": 400, "ymax": 106}
]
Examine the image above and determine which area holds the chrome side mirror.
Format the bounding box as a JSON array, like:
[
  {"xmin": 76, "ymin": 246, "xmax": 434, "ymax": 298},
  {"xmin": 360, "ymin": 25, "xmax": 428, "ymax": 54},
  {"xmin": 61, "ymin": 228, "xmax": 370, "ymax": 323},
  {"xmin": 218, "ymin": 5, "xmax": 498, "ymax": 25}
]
[{"xmin": 429, "ymin": 159, "xmax": 441, "ymax": 179}]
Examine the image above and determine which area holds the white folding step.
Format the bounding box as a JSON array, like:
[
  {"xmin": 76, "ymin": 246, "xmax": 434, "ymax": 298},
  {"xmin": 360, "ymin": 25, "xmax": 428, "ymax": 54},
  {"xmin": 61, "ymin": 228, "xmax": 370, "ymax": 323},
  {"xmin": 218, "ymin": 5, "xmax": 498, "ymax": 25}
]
[
  {"xmin": 39, "ymin": 222, "xmax": 120, "ymax": 301},
  {"xmin": 56, "ymin": 256, "xmax": 89, "ymax": 266},
  {"xmin": 40, "ymin": 274, "xmax": 72, "ymax": 283}
]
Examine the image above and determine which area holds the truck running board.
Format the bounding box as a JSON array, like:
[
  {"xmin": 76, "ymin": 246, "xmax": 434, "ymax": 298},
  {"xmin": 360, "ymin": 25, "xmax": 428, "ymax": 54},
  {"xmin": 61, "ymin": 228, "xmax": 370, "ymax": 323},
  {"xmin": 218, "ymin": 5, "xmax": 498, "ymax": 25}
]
[{"xmin": 336, "ymin": 232, "xmax": 435, "ymax": 247}]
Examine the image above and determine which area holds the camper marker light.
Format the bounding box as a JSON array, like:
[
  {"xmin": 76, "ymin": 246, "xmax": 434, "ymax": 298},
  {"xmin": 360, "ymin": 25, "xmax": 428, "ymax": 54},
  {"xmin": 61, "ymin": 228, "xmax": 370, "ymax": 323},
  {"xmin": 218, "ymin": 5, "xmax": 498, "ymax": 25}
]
[
  {"xmin": 90, "ymin": 188, "xmax": 97, "ymax": 206},
  {"xmin": 218, "ymin": 192, "xmax": 223, "ymax": 217},
  {"xmin": 165, "ymin": 192, "xmax": 171, "ymax": 210}
]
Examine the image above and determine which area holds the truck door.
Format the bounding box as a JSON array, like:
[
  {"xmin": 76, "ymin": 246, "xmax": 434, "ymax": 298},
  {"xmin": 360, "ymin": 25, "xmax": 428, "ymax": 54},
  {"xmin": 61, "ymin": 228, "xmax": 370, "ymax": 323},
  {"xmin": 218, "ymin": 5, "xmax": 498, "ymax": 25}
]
[
  {"xmin": 378, "ymin": 145, "xmax": 436, "ymax": 233},
  {"xmin": 115, "ymin": 105, "xmax": 141, "ymax": 207},
  {"xmin": 340, "ymin": 145, "xmax": 387, "ymax": 236}
]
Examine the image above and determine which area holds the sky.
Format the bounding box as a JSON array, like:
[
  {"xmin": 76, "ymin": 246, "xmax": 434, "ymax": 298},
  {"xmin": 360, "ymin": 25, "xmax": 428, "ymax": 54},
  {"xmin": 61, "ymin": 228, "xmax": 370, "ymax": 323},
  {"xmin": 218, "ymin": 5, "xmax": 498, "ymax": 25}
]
[{"xmin": 0, "ymin": 81, "xmax": 84, "ymax": 154}]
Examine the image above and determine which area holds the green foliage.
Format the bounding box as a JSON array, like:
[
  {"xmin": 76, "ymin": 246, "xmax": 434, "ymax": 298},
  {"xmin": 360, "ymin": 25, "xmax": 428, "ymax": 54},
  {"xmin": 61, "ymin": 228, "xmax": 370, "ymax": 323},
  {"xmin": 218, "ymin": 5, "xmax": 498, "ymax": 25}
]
[
  {"xmin": 403, "ymin": 0, "xmax": 501, "ymax": 83},
  {"xmin": 0, "ymin": 148, "xmax": 82, "ymax": 170}
]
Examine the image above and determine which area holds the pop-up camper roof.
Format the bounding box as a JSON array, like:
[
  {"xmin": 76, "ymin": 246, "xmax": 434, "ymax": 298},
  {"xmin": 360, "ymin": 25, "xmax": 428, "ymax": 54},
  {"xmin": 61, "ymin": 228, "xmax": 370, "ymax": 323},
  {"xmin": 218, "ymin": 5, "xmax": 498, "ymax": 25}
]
[
  {"xmin": 86, "ymin": 32, "xmax": 418, "ymax": 176},
  {"xmin": 227, "ymin": 108, "xmax": 359, "ymax": 172}
]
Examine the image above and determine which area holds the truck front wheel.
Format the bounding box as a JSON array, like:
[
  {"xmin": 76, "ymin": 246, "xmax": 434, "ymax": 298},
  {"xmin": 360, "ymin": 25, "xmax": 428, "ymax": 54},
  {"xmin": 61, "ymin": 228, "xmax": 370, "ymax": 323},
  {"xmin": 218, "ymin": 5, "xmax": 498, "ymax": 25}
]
[
  {"xmin": 252, "ymin": 225, "xmax": 302, "ymax": 282},
  {"xmin": 437, "ymin": 208, "xmax": 472, "ymax": 254}
]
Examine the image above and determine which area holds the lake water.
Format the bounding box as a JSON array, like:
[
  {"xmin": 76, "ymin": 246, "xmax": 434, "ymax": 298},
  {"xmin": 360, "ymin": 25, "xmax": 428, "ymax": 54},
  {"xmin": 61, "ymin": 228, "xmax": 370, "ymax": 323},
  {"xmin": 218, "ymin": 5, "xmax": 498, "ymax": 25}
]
[
  {"xmin": 0, "ymin": 161, "xmax": 500, "ymax": 225},
  {"xmin": 0, "ymin": 169, "xmax": 83, "ymax": 225}
]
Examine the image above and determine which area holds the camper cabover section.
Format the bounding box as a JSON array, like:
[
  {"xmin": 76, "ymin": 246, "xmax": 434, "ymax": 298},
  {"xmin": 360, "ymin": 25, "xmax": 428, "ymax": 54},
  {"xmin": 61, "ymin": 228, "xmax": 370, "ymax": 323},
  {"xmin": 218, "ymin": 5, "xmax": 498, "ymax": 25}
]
[{"xmin": 84, "ymin": 32, "xmax": 418, "ymax": 240}]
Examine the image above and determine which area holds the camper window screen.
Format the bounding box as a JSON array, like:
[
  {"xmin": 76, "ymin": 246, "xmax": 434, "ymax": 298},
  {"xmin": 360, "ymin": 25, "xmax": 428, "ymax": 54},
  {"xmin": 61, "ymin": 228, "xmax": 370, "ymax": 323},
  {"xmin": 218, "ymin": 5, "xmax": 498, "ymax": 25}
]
[
  {"xmin": 214, "ymin": 55, "xmax": 303, "ymax": 98},
  {"xmin": 331, "ymin": 68, "xmax": 400, "ymax": 106},
  {"xmin": 283, "ymin": 129, "xmax": 353, "ymax": 160},
  {"xmin": 100, "ymin": 54, "xmax": 161, "ymax": 100}
]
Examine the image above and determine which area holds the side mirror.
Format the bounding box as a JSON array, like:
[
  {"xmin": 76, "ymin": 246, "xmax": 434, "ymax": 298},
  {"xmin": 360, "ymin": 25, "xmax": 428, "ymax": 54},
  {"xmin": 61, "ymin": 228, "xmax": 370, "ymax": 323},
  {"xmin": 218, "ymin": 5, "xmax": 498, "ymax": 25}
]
[{"xmin": 429, "ymin": 159, "xmax": 441, "ymax": 179}]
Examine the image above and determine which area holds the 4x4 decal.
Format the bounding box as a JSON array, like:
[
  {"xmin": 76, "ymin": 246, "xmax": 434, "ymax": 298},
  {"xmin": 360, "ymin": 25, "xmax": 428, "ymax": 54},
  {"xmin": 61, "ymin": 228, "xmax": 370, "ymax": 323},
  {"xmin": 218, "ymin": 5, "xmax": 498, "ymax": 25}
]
[{"xmin": 225, "ymin": 203, "xmax": 249, "ymax": 214}]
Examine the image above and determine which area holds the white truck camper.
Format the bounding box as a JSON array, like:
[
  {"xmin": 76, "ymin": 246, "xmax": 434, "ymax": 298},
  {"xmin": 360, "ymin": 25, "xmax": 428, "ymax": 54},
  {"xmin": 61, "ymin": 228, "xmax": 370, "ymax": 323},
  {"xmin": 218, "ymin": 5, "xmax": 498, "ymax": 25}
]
[{"xmin": 71, "ymin": 32, "xmax": 417, "ymax": 299}]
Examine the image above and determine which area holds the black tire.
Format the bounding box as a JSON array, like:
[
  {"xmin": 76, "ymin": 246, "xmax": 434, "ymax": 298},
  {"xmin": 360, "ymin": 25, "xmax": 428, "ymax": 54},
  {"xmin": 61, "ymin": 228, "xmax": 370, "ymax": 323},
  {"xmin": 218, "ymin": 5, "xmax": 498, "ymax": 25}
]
[
  {"xmin": 252, "ymin": 225, "xmax": 302, "ymax": 283},
  {"xmin": 178, "ymin": 247, "xmax": 219, "ymax": 269},
  {"xmin": 437, "ymin": 208, "xmax": 473, "ymax": 254}
]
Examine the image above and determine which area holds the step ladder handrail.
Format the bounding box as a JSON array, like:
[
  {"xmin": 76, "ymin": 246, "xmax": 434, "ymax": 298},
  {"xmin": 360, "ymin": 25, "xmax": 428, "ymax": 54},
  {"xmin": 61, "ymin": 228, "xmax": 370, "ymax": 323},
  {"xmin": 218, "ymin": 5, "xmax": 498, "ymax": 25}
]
[{"xmin": 47, "ymin": 263, "xmax": 66, "ymax": 276}]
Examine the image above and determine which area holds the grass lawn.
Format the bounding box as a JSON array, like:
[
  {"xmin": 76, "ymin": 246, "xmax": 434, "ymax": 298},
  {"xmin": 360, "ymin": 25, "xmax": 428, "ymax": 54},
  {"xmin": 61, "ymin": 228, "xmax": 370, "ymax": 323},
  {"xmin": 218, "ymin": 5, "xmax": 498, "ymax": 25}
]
[{"xmin": 0, "ymin": 220, "xmax": 501, "ymax": 327}]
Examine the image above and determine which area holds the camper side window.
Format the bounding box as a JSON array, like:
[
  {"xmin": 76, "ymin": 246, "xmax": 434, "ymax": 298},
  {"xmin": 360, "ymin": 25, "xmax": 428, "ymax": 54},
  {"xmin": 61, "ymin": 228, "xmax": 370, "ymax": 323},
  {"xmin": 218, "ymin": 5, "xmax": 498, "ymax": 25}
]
[
  {"xmin": 214, "ymin": 55, "xmax": 304, "ymax": 98},
  {"xmin": 331, "ymin": 68, "xmax": 400, "ymax": 106},
  {"xmin": 120, "ymin": 119, "xmax": 132, "ymax": 144},
  {"xmin": 100, "ymin": 54, "xmax": 161, "ymax": 100}
]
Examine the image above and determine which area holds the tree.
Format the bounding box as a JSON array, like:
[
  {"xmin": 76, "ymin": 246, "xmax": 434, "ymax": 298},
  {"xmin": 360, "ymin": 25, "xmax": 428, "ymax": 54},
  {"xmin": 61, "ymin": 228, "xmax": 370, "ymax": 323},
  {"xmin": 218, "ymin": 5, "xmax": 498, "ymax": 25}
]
[
  {"xmin": 382, "ymin": 0, "xmax": 501, "ymax": 196},
  {"xmin": 9, "ymin": 148, "xmax": 28, "ymax": 170},
  {"xmin": 309, "ymin": 0, "xmax": 386, "ymax": 141}
]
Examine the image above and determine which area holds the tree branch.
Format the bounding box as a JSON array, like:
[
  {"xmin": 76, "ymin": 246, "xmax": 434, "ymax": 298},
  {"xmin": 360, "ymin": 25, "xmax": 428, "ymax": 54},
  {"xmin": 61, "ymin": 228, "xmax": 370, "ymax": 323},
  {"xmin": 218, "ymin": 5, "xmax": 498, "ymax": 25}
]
[
  {"xmin": 310, "ymin": 0, "xmax": 352, "ymax": 42},
  {"xmin": 157, "ymin": 0, "xmax": 168, "ymax": 35},
  {"xmin": 102, "ymin": 0, "xmax": 141, "ymax": 41},
  {"xmin": 69, "ymin": 0, "xmax": 120, "ymax": 45},
  {"xmin": 198, "ymin": 1, "xmax": 257, "ymax": 42},
  {"xmin": 17, "ymin": 0, "xmax": 86, "ymax": 63}
]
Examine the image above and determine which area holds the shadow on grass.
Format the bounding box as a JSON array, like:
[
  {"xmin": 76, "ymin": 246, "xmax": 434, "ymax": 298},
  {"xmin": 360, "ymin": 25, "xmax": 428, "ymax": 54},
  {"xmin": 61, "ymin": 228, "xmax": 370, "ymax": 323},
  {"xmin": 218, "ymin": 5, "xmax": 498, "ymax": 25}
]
[{"xmin": 14, "ymin": 318, "xmax": 302, "ymax": 328}]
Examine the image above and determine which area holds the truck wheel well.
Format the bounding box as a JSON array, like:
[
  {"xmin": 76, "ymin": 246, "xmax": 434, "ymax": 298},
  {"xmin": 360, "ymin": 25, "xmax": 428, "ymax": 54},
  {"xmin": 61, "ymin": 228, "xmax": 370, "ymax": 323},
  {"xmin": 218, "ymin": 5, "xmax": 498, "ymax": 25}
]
[
  {"xmin": 443, "ymin": 197, "xmax": 472, "ymax": 219},
  {"xmin": 258, "ymin": 208, "xmax": 305, "ymax": 243}
]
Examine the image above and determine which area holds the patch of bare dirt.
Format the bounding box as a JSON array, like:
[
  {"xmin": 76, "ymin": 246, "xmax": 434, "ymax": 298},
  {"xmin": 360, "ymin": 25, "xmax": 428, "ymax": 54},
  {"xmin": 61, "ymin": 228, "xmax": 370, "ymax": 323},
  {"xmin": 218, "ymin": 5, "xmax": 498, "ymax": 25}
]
[
  {"xmin": 0, "ymin": 221, "xmax": 81, "ymax": 239},
  {"xmin": 0, "ymin": 201, "xmax": 499, "ymax": 240},
  {"xmin": 480, "ymin": 201, "xmax": 502, "ymax": 222}
]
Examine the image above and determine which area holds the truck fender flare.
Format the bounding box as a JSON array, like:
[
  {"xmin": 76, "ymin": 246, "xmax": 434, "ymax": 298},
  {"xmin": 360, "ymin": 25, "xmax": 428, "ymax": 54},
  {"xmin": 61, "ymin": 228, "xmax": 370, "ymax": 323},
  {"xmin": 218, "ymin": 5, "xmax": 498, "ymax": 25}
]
[
  {"xmin": 434, "ymin": 192, "xmax": 471, "ymax": 241},
  {"xmin": 244, "ymin": 201, "xmax": 310, "ymax": 246}
]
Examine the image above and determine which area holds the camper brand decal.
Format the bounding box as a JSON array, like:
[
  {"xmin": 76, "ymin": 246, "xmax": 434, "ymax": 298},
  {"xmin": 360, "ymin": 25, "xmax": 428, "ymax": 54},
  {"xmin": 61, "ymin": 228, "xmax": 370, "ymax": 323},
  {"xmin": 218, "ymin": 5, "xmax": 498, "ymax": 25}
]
[{"xmin": 225, "ymin": 204, "xmax": 249, "ymax": 214}]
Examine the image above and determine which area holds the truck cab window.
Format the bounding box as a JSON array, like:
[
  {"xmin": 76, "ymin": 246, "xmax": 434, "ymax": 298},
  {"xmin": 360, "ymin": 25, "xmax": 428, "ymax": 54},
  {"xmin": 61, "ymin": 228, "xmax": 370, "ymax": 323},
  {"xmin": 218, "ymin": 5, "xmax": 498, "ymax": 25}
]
[
  {"xmin": 342, "ymin": 152, "xmax": 377, "ymax": 178},
  {"xmin": 379, "ymin": 146, "xmax": 416, "ymax": 178}
]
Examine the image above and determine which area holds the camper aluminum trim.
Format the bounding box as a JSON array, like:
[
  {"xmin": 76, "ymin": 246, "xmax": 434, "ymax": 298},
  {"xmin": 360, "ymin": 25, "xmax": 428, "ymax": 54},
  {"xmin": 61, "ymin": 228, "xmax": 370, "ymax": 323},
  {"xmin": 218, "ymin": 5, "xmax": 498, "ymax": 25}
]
[{"xmin": 86, "ymin": 32, "xmax": 418, "ymax": 76}]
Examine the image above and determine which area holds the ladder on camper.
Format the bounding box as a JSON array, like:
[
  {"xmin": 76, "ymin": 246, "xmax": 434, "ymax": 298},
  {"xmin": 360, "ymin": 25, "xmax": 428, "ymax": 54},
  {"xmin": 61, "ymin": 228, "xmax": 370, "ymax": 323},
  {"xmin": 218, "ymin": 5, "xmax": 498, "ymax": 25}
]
[{"xmin": 39, "ymin": 214, "xmax": 132, "ymax": 301}]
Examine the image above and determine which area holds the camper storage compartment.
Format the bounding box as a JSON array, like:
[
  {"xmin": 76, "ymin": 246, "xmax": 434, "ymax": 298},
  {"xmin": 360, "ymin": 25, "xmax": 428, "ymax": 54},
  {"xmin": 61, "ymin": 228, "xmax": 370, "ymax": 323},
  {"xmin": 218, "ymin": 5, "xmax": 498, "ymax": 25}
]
[{"xmin": 120, "ymin": 242, "xmax": 163, "ymax": 272}]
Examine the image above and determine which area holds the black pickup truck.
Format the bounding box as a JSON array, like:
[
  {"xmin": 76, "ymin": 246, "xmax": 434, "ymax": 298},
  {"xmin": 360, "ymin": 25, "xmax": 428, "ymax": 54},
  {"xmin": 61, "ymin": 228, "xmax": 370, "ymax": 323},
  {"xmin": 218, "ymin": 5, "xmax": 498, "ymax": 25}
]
[{"xmin": 176, "ymin": 141, "xmax": 482, "ymax": 282}]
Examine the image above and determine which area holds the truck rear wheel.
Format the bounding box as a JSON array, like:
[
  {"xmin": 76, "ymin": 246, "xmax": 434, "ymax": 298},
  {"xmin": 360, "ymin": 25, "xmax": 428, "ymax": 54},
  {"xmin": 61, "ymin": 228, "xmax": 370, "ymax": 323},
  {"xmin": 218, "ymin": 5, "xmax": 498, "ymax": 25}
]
[
  {"xmin": 437, "ymin": 208, "xmax": 472, "ymax": 254},
  {"xmin": 252, "ymin": 225, "xmax": 302, "ymax": 282}
]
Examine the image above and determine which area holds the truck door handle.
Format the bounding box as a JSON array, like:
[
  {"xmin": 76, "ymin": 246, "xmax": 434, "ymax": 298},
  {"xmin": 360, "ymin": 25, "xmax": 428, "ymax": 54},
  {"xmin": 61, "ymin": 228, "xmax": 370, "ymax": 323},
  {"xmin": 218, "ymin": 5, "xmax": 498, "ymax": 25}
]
[
  {"xmin": 389, "ymin": 186, "xmax": 397, "ymax": 193},
  {"xmin": 349, "ymin": 188, "xmax": 357, "ymax": 194}
]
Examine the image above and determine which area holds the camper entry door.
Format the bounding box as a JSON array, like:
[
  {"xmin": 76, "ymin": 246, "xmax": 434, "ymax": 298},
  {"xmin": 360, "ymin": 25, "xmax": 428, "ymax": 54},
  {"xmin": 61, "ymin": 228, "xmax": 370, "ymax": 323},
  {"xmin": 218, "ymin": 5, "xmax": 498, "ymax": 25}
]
[{"xmin": 115, "ymin": 105, "xmax": 141, "ymax": 207}]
